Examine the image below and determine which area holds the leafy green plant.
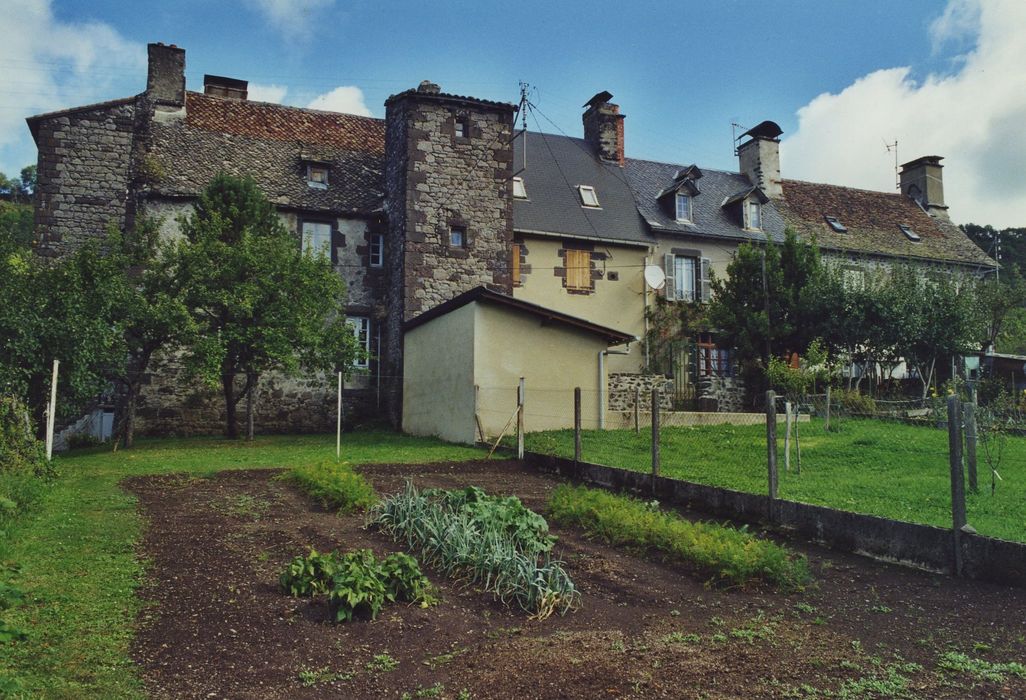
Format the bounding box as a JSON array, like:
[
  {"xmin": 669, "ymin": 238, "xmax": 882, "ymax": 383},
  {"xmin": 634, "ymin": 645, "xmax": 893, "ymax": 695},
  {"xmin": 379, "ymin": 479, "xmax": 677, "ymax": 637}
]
[
  {"xmin": 328, "ymin": 549, "xmax": 388, "ymax": 622},
  {"xmin": 370, "ymin": 482, "xmax": 579, "ymax": 619},
  {"xmin": 279, "ymin": 460, "xmax": 377, "ymax": 513},
  {"xmin": 280, "ymin": 548, "xmax": 342, "ymax": 597},
  {"xmin": 937, "ymin": 651, "xmax": 1026, "ymax": 682},
  {"xmin": 548, "ymin": 484, "xmax": 810, "ymax": 591},
  {"xmin": 365, "ymin": 652, "xmax": 398, "ymax": 673},
  {"xmin": 380, "ymin": 552, "xmax": 437, "ymax": 608}
]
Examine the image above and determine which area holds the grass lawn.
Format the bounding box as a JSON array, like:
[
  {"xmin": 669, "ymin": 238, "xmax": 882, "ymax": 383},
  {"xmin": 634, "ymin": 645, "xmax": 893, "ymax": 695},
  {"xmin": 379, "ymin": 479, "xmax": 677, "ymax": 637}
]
[
  {"xmin": 0, "ymin": 431, "xmax": 485, "ymax": 699},
  {"xmin": 525, "ymin": 417, "xmax": 1026, "ymax": 544}
]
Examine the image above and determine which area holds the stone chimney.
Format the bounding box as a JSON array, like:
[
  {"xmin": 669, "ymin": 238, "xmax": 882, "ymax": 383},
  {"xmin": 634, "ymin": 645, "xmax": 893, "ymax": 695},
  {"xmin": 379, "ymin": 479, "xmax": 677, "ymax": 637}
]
[
  {"xmin": 146, "ymin": 43, "xmax": 185, "ymax": 108},
  {"xmin": 899, "ymin": 156, "xmax": 948, "ymax": 220},
  {"xmin": 204, "ymin": 75, "xmax": 248, "ymax": 101},
  {"xmin": 582, "ymin": 91, "xmax": 625, "ymax": 165},
  {"xmin": 737, "ymin": 120, "xmax": 783, "ymax": 199}
]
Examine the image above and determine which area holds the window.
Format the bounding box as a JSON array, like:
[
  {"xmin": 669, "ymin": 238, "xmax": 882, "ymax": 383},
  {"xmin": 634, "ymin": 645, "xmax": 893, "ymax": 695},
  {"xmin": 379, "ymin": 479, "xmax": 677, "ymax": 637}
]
[
  {"xmin": 578, "ymin": 185, "xmax": 600, "ymax": 208},
  {"xmin": 301, "ymin": 221, "xmax": 332, "ymax": 258},
  {"xmin": 565, "ymin": 248, "xmax": 591, "ymax": 291},
  {"xmin": 746, "ymin": 201, "xmax": 762, "ymax": 230},
  {"xmin": 842, "ymin": 267, "xmax": 866, "ymax": 291},
  {"xmin": 346, "ymin": 316, "xmax": 370, "ymax": 369},
  {"xmin": 306, "ymin": 164, "xmax": 329, "ymax": 189},
  {"xmin": 511, "ymin": 243, "xmax": 521, "ymax": 286},
  {"xmin": 899, "ymin": 224, "xmax": 921, "ymax": 242},
  {"xmin": 449, "ymin": 226, "xmax": 466, "ymax": 248},
  {"xmin": 697, "ymin": 334, "xmax": 733, "ymax": 377},
  {"xmin": 824, "ymin": 215, "xmax": 848, "ymax": 233},
  {"xmin": 369, "ymin": 234, "xmax": 384, "ymax": 267},
  {"xmin": 665, "ymin": 253, "xmax": 710, "ymax": 302},
  {"xmin": 512, "ymin": 177, "xmax": 527, "ymax": 199},
  {"xmin": 454, "ymin": 116, "xmax": 470, "ymax": 139},
  {"xmin": 675, "ymin": 192, "xmax": 692, "ymax": 222}
]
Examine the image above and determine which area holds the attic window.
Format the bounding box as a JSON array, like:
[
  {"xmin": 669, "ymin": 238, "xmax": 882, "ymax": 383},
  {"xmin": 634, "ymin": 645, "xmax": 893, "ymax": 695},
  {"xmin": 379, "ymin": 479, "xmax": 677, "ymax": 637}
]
[
  {"xmin": 675, "ymin": 193, "xmax": 692, "ymax": 222},
  {"xmin": 824, "ymin": 215, "xmax": 848, "ymax": 233},
  {"xmin": 578, "ymin": 185, "xmax": 600, "ymax": 208},
  {"xmin": 899, "ymin": 224, "xmax": 921, "ymax": 242},
  {"xmin": 512, "ymin": 177, "xmax": 527, "ymax": 199},
  {"xmin": 746, "ymin": 201, "xmax": 762, "ymax": 231},
  {"xmin": 306, "ymin": 163, "xmax": 329, "ymax": 189}
]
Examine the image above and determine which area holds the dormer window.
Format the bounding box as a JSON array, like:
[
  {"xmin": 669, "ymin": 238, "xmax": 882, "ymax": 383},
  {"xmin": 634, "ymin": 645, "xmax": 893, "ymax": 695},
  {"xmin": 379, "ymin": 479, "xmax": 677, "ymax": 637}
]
[
  {"xmin": 824, "ymin": 215, "xmax": 847, "ymax": 233},
  {"xmin": 675, "ymin": 193, "xmax": 692, "ymax": 222},
  {"xmin": 306, "ymin": 163, "xmax": 329, "ymax": 189},
  {"xmin": 578, "ymin": 185, "xmax": 600, "ymax": 208},
  {"xmin": 746, "ymin": 201, "xmax": 762, "ymax": 230},
  {"xmin": 899, "ymin": 224, "xmax": 921, "ymax": 242},
  {"xmin": 512, "ymin": 176, "xmax": 527, "ymax": 199}
]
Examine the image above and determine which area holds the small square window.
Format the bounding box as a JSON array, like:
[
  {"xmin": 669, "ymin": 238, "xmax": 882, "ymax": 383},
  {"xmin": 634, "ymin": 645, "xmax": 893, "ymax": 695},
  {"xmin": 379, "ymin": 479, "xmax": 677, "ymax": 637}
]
[
  {"xmin": 454, "ymin": 116, "xmax": 470, "ymax": 139},
  {"xmin": 578, "ymin": 185, "xmax": 600, "ymax": 208},
  {"xmin": 449, "ymin": 226, "xmax": 466, "ymax": 248},
  {"xmin": 306, "ymin": 164, "xmax": 329, "ymax": 189},
  {"xmin": 824, "ymin": 215, "xmax": 848, "ymax": 233},
  {"xmin": 747, "ymin": 201, "xmax": 762, "ymax": 230},
  {"xmin": 675, "ymin": 193, "xmax": 692, "ymax": 222},
  {"xmin": 369, "ymin": 234, "xmax": 384, "ymax": 267},
  {"xmin": 512, "ymin": 177, "xmax": 527, "ymax": 199},
  {"xmin": 899, "ymin": 224, "xmax": 921, "ymax": 242}
]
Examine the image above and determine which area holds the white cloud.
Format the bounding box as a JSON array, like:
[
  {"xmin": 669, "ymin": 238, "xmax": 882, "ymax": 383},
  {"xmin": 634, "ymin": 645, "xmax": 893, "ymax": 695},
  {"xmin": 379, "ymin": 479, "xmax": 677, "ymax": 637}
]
[
  {"xmin": 248, "ymin": 83, "xmax": 288, "ymax": 104},
  {"xmin": 244, "ymin": 0, "xmax": 334, "ymax": 41},
  {"xmin": 0, "ymin": 0, "xmax": 144, "ymax": 175},
  {"xmin": 782, "ymin": 0, "xmax": 1026, "ymax": 228},
  {"xmin": 307, "ymin": 86, "xmax": 373, "ymax": 117}
]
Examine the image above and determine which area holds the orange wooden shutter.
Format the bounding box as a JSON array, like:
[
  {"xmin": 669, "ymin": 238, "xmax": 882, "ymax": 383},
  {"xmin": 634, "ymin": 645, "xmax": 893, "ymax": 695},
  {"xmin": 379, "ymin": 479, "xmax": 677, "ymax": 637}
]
[
  {"xmin": 511, "ymin": 244, "xmax": 521, "ymax": 285},
  {"xmin": 566, "ymin": 249, "xmax": 590, "ymax": 290}
]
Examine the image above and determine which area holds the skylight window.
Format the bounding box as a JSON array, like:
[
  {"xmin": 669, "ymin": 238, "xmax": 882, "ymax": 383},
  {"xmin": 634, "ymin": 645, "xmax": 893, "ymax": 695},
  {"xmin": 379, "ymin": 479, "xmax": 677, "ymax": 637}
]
[
  {"xmin": 578, "ymin": 185, "xmax": 600, "ymax": 208},
  {"xmin": 824, "ymin": 215, "xmax": 848, "ymax": 233},
  {"xmin": 899, "ymin": 224, "xmax": 921, "ymax": 242},
  {"xmin": 512, "ymin": 176, "xmax": 527, "ymax": 199}
]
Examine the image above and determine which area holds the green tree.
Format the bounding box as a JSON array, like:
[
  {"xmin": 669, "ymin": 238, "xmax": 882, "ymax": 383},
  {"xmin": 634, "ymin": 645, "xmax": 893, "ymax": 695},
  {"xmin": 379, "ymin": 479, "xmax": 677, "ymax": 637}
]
[
  {"xmin": 176, "ymin": 174, "xmax": 359, "ymax": 439},
  {"xmin": 976, "ymin": 267, "xmax": 1026, "ymax": 352},
  {"xmin": 0, "ymin": 201, "xmax": 34, "ymax": 249}
]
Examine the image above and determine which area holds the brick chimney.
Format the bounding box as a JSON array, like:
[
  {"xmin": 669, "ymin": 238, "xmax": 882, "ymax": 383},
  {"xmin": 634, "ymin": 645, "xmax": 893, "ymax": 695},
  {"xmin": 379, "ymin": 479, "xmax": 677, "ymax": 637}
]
[
  {"xmin": 204, "ymin": 75, "xmax": 249, "ymax": 101},
  {"xmin": 899, "ymin": 156, "xmax": 948, "ymax": 220},
  {"xmin": 146, "ymin": 43, "xmax": 185, "ymax": 108},
  {"xmin": 737, "ymin": 120, "xmax": 783, "ymax": 199},
  {"xmin": 582, "ymin": 91, "xmax": 624, "ymax": 165}
]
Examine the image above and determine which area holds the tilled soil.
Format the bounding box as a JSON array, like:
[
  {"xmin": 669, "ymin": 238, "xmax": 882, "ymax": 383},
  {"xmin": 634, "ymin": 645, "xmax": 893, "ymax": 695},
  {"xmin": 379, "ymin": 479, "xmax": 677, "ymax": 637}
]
[{"xmin": 127, "ymin": 460, "xmax": 1026, "ymax": 699}]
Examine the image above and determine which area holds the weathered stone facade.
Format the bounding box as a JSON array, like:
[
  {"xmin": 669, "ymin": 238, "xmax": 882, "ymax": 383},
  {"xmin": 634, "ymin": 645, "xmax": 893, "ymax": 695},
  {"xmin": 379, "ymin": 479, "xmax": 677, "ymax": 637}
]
[
  {"xmin": 697, "ymin": 375, "xmax": 746, "ymax": 413},
  {"xmin": 608, "ymin": 373, "xmax": 674, "ymax": 411}
]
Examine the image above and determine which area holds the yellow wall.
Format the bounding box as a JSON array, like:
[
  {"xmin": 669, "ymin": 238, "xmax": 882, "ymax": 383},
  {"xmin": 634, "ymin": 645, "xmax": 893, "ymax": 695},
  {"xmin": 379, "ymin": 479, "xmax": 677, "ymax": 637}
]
[{"xmin": 402, "ymin": 303, "xmax": 477, "ymax": 444}]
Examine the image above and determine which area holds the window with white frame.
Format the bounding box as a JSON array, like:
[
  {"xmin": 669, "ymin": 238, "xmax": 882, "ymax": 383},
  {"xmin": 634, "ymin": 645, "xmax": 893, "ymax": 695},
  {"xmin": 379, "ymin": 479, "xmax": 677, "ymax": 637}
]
[
  {"xmin": 449, "ymin": 225, "xmax": 466, "ymax": 248},
  {"xmin": 675, "ymin": 192, "xmax": 692, "ymax": 222},
  {"xmin": 369, "ymin": 234, "xmax": 384, "ymax": 267},
  {"xmin": 578, "ymin": 185, "xmax": 600, "ymax": 208},
  {"xmin": 664, "ymin": 254, "xmax": 711, "ymax": 302},
  {"xmin": 746, "ymin": 200, "xmax": 762, "ymax": 230},
  {"xmin": 347, "ymin": 316, "xmax": 371, "ymax": 369},
  {"xmin": 512, "ymin": 176, "xmax": 527, "ymax": 199},
  {"xmin": 301, "ymin": 221, "xmax": 332, "ymax": 258}
]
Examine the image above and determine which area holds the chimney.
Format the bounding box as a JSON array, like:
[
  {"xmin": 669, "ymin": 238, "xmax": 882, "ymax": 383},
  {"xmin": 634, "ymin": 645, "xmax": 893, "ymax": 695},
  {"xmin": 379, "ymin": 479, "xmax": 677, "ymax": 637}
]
[
  {"xmin": 582, "ymin": 91, "xmax": 625, "ymax": 166},
  {"xmin": 899, "ymin": 156, "xmax": 948, "ymax": 220},
  {"xmin": 204, "ymin": 75, "xmax": 249, "ymax": 101},
  {"xmin": 146, "ymin": 43, "xmax": 185, "ymax": 108},
  {"xmin": 737, "ymin": 120, "xmax": 783, "ymax": 199}
]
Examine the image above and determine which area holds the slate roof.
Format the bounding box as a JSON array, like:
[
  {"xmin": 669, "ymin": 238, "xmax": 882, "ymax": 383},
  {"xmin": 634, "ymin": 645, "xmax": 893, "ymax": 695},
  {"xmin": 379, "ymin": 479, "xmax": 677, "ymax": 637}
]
[
  {"xmin": 626, "ymin": 158, "xmax": 786, "ymax": 244},
  {"xmin": 148, "ymin": 92, "xmax": 386, "ymax": 215},
  {"xmin": 511, "ymin": 131, "xmax": 652, "ymax": 246},
  {"xmin": 777, "ymin": 179, "xmax": 996, "ymax": 269}
]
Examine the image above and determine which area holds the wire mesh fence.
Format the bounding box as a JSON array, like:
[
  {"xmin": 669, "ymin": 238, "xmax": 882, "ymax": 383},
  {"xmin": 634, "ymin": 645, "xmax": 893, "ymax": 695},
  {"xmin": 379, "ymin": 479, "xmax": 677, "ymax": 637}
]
[{"xmin": 484, "ymin": 381, "xmax": 1025, "ymax": 546}]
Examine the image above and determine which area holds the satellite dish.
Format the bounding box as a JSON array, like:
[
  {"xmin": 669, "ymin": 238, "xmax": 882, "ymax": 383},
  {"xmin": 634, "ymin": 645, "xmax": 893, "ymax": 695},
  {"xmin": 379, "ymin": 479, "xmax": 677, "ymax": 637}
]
[{"xmin": 644, "ymin": 265, "xmax": 666, "ymax": 290}]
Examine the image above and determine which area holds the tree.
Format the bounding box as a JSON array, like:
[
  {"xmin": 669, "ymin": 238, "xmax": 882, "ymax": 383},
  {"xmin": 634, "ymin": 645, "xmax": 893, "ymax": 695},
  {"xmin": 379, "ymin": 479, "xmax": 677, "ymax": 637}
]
[
  {"xmin": 767, "ymin": 339, "xmax": 832, "ymax": 472},
  {"xmin": 976, "ymin": 267, "xmax": 1026, "ymax": 351},
  {"xmin": 0, "ymin": 201, "xmax": 34, "ymax": 249},
  {"xmin": 176, "ymin": 174, "xmax": 359, "ymax": 439},
  {"xmin": 0, "ymin": 165, "xmax": 36, "ymax": 203}
]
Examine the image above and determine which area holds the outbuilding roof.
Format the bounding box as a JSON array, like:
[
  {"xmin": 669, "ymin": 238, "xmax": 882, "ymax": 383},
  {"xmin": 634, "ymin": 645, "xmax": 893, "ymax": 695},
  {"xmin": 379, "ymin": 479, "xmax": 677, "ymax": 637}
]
[{"xmin": 404, "ymin": 286, "xmax": 636, "ymax": 345}]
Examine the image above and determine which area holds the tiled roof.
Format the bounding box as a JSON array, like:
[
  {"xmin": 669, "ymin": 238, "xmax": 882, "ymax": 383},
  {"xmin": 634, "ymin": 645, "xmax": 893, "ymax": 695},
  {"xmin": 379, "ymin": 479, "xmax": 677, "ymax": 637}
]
[
  {"xmin": 626, "ymin": 158, "xmax": 786, "ymax": 244},
  {"xmin": 777, "ymin": 179, "xmax": 996, "ymax": 268}
]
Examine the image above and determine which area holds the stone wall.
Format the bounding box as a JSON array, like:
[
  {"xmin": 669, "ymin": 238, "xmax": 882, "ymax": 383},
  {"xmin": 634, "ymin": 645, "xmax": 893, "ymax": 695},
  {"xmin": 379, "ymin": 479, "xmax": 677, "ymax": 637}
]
[
  {"xmin": 608, "ymin": 373, "xmax": 673, "ymax": 411},
  {"xmin": 34, "ymin": 101, "xmax": 137, "ymax": 256},
  {"xmin": 697, "ymin": 375, "xmax": 746, "ymax": 412}
]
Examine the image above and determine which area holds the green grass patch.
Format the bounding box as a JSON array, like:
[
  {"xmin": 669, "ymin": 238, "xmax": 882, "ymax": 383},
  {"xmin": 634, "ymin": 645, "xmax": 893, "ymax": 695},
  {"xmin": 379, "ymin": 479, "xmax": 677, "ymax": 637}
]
[
  {"xmin": 937, "ymin": 651, "xmax": 1026, "ymax": 683},
  {"xmin": 0, "ymin": 431, "xmax": 484, "ymax": 698},
  {"xmin": 278, "ymin": 460, "xmax": 377, "ymax": 513},
  {"xmin": 526, "ymin": 417, "xmax": 1026, "ymax": 543},
  {"xmin": 547, "ymin": 484, "xmax": 810, "ymax": 591}
]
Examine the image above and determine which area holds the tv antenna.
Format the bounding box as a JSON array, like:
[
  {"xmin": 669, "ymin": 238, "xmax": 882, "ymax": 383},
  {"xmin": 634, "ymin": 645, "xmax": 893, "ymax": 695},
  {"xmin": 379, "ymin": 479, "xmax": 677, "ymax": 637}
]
[
  {"xmin": 731, "ymin": 122, "xmax": 748, "ymax": 156},
  {"xmin": 515, "ymin": 81, "xmax": 530, "ymax": 172},
  {"xmin": 884, "ymin": 139, "xmax": 899, "ymax": 190}
]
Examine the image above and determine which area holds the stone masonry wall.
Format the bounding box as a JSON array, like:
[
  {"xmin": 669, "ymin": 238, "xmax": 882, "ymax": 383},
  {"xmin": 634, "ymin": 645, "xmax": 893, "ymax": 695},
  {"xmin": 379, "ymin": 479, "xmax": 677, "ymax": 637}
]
[
  {"xmin": 34, "ymin": 101, "xmax": 137, "ymax": 256},
  {"xmin": 697, "ymin": 375, "xmax": 746, "ymax": 412},
  {"xmin": 608, "ymin": 373, "xmax": 673, "ymax": 411}
]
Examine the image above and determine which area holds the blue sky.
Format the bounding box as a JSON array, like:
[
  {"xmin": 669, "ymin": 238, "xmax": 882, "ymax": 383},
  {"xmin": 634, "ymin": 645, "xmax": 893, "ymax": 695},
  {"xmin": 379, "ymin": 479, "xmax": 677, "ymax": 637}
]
[{"xmin": 3, "ymin": 0, "xmax": 1024, "ymax": 226}]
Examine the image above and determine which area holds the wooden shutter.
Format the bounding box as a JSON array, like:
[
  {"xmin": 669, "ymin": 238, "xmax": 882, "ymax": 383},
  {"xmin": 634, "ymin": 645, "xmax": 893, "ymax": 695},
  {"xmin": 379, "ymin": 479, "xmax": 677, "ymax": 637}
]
[
  {"xmin": 511, "ymin": 244, "xmax": 521, "ymax": 286},
  {"xmin": 700, "ymin": 257, "xmax": 711, "ymax": 302},
  {"xmin": 566, "ymin": 249, "xmax": 590, "ymax": 290},
  {"xmin": 663, "ymin": 253, "xmax": 676, "ymax": 300}
]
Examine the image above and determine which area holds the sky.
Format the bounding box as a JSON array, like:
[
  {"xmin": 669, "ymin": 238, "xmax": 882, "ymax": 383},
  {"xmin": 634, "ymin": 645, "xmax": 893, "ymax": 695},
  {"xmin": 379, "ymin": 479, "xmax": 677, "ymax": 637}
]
[{"xmin": 1, "ymin": 0, "xmax": 1023, "ymax": 227}]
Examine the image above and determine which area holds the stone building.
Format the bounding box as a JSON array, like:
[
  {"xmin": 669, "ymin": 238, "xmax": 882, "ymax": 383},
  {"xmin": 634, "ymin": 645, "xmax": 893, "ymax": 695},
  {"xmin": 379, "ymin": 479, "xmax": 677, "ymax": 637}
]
[{"xmin": 25, "ymin": 43, "xmax": 996, "ymax": 439}]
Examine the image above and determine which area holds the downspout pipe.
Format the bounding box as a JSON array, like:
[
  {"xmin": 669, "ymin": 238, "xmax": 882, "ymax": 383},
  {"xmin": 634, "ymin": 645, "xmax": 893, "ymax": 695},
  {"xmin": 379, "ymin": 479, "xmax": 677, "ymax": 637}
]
[{"xmin": 599, "ymin": 343, "xmax": 635, "ymax": 429}]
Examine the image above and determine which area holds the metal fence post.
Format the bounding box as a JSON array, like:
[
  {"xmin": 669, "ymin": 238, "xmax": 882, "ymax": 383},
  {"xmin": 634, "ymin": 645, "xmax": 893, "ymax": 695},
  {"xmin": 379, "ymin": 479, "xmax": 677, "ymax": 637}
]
[
  {"xmin": 824, "ymin": 385, "xmax": 831, "ymax": 432},
  {"xmin": 651, "ymin": 387, "xmax": 660, "ymax": 485},
  {"xmin": 766, "ymin": 390, "xmax": 778, "ymax": 523},
  {"xmin": 634, "ymin": 386, "xmax": 640, "ymax": 434},
  {"xmin": 964, "ymin": 400, "xmax": 978, "ymax": 494},
  {"xmin": 947, "ymin": 395, "xmax": 966, "ymax": 576},
  {"xmin": 573, "ymin": 387, "xmax": 582, "ymax": 465},
  {"xmin": 517, "ymin": 377, "xmax": 525, "ymax": 460}
]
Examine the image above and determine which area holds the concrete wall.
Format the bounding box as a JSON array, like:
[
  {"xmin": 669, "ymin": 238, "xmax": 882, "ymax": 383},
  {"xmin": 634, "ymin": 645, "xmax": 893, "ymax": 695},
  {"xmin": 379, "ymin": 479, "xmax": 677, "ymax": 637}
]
[
  {"xmin": 402, "ymin": 302, "xmax": 477, "ymax": 444},
  {"xmin": 474, "ymin": 303, "xmax": 607, "ymax": 434}
]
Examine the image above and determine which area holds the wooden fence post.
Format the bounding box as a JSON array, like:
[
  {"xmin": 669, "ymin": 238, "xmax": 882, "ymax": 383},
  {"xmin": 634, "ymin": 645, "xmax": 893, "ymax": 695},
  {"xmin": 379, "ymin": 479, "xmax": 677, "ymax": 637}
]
[
  {"xmin": 634, "ymin": 386, "xmax": 640, "ymax": 434},
  {"xmin": 964, "ymin": 400, "xmax": 978, "ymax": 494},
  {"xmin": 517, "ymin": 377, "xmax": 525, "ymax": 460},
  {"xmin": 824, "ymin": 385, "xmax": 831, "ymax": 432},
  {"xmin": 651, "ymin": 387, "xmax": 660, "ymax": 486},
  {"xmin": 45, "ymin": 359, "xmax": 59, "ymax": 461},
  {"xmin": 948, "ymin": 396, "xmax": 966, "ymax": 576},
  {"xmin": 766, "ymin": 390, "xmax": 778, "ymax": 522},
  {"xmin": 783, "ymin": 400, "xmax": 792, "ymax": 472},
  {"xmin": 573, "ymin": 387, "xmax": 582, "ymax": 465}
]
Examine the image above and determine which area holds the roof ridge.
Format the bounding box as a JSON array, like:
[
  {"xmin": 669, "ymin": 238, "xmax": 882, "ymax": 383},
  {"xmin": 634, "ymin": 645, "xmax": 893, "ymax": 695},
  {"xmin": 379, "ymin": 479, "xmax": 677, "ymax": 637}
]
[
  {"xmin": 624, "ymin": 156, "xmax": 741, "ymax": 177},
  {"xmin": 186, "ymin": 92, "xmax": 384, "ymax": 123},
  {"xmin": 781, "ymin": 178, "xmax": 905, "ymax": 199}
]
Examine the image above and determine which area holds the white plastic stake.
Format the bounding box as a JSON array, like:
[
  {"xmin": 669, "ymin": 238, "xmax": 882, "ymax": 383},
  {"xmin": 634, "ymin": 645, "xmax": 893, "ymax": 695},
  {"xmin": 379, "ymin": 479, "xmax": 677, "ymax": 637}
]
[
  {"xmin": 46, "ymin": 359, "xmax": 59, "ymax": 460},
  {"xmin": 336, "ymin": 371, "xmax": 342, "ymax": 461}
]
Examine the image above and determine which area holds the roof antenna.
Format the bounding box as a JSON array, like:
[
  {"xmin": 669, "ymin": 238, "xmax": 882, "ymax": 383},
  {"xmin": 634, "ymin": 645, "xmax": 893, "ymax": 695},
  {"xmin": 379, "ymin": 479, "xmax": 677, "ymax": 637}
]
[
  {"xmin": 884, "ymin": 139, "xmax": 899, "ymax": 190},
  {"xmin": 517, "ymin": 81, "xmax": 530, "ymax": 172},
  {"xmin": 731, "ymin": 122, "xmax": 747, "ymax": 156}
]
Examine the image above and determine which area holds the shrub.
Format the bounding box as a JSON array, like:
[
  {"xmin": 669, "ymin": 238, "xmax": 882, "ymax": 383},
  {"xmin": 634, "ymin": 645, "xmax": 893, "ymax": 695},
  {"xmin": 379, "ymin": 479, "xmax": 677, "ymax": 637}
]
[
  {"xmin": 548, "ymin": 484, "xmax": 810, "ymax": 591},
  {"xmin": 279, "ymin": 548, "xmax": 342, "ymax": 597},
  {"xmin": 279, "ymin": 460, "xmax": 377, "ymax": 513},
  {"xmin": 835, "ymin": 389, "xmax": 877, "ymax": 416},
  {"xmin": 0, "ymin": 395, "xmax": 54, "ymax": 533}
]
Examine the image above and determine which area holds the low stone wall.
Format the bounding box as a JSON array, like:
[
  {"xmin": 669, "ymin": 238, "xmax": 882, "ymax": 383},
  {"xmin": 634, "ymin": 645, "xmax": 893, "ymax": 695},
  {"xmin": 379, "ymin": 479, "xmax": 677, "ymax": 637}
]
[
  {"xmin": 527, "ymin": 452, "xmax": 1026, "ymax": 589},
  {"xmin": 608, "ymin": 373, "xmax": 673, "ymax": 411},
  {"xmin": 697, "ymin": 375, "xmax": 746, "ymax": 412}
]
